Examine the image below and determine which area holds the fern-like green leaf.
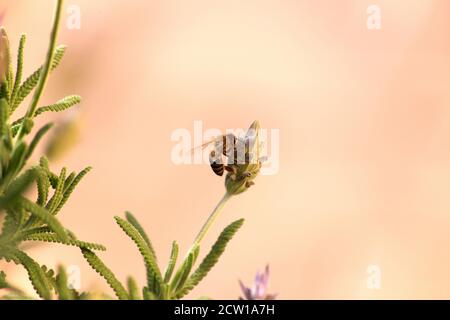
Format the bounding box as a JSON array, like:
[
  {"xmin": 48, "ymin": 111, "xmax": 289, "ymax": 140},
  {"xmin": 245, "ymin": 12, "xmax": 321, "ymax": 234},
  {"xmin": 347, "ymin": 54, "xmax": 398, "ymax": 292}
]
[
  {"xmin": 12, "ymin": 249, "xmax": 53, "ymax": 300},
  {"xmin": 63, "ymin": 171, "xmax": 76, "ymax": 191},
  {"xmin": 40, "ymin": 265, "xmax": 57, "ymax": 291},
  {"xmin": 55, "ymin": 266, "xmax": 75, "ymax": 300},
  {"xmin": 125, "ymin": 211, "xmax": 156, "ymax": 259},
  {"xmin": 20, "ymin": 167, "xmax": 51, "ymax": 228},
  {"xmin": 127, "ymin": 276, "xmax": 141, "ymax": 300},
  {"xmin": 20, "ymin": 197, "xmax": 68, "ymax": 241},
  {"xmin": 0, "ymin": 167, "xmax": 36, "ymax": 209},
  {"xmin": 175, "ymin": 219, "xmax": 244, "ymax": 299},
  {"xmin": 0, "ymin": 212, "xmax": 19, "ymax": 240},
  {"xmin": 46, "ymin": 167, "xmax": 66, "ymax": 214},
  {"xmin": 163, "ymin": 241, "xmax": 179, "ymax": 283},
  {"xmin": 39, "ymin": 156, "xmax": 50, "ymax": 171},
  {"xmin": 25, "ymin": 123, "xmax": 53, "ymax": 161},
  {"xmin": 1, "ymin": 141, "xmax": 28, "ymax": 187},
  {"xmin": 0, "ymin": 98, "xmax": 10, "ymax": 136},
  {"xmin": 142, "ymin": 286, "xmax": 158, "ymax": 300},
  {"xmin": 114, "ymin": 216, "xmax": 162, "ymax": 291},
  {"xmin": 0, "ymin": 271, "xmax": 8, "ymax": 289},
  {"xmin": 81, "ymin": 249, "xmax": 129, "ymax": 300},
  {"xmin": 11, "ymin": 45, "xmax": 66, "ymax": 112},
  {"xmin": 147, "ymin": 272, "xmax": 160, "ymax": 296},
  {"xmin": 35, "ymin": 95, "xmax": 81, "ymax": 117},
  {"xmin": 39, "ymin": 156, "xmax": 59, "ymax": 189},
  {"xmin": 52, "ymin": 167, "xmax": 91, "ymax": 216},
  {"xmin": 36, "ymin": 168, "xmax": 50, "ymax": 206},
  {"xmin": 23, "ymin": 233, "xmax": 106, "ymax": 251},
  {"xmin": 19, "ymin": 226, "xmax": 53, "ymax": 238},
  {"xmin": 170, "ymin": 246, "xmax": 197, "ymax": 294},
  {"xmin": 10, "ymin": 34, "xmax": 26, "ymax": 105}
]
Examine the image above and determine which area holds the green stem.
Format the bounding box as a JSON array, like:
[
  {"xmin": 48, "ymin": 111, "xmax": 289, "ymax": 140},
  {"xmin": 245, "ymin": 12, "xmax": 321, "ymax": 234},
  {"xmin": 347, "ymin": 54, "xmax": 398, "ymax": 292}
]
[
  {"xmin": 17, "ymin": 0, "xmax": 64, "ymax": 139},
  {"xmin": 193, "ymin": 192, "xmax": 232, "ymax": 246},
  {"xmin": 178, "ymin": 192, "xmax": 232, "ymax": 274},
  {"xmin": 168, "ymin": 192, "xmax": 232, "ymax": 294}
]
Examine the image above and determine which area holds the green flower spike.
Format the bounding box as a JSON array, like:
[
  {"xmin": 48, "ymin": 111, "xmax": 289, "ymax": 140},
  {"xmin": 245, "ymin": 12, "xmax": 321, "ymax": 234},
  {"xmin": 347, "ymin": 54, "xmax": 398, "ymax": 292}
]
[{"xmin": 225, "ymin": 120, "xmax": 263, "ymax": 196}]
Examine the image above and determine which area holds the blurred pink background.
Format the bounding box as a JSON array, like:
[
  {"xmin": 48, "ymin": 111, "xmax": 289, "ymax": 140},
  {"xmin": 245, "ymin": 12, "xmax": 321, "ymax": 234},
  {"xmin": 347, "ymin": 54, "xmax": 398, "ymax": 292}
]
[{"xmin": 1, "ymin": 0, "xmax": 450, "ymax": 299}]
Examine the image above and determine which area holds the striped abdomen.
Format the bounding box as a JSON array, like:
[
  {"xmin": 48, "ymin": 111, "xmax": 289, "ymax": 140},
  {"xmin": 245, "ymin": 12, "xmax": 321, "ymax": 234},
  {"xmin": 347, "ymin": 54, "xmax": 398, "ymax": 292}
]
[{"xmin": 209, "ymin": 150, "xmax": 224, "ymax": 176}]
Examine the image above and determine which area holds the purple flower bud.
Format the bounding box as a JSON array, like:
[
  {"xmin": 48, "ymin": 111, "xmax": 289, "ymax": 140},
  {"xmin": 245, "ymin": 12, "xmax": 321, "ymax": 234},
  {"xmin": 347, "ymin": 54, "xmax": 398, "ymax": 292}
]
[{"xmin": 239, "ymin": 265, "xmax": 277, "ymax": 300}]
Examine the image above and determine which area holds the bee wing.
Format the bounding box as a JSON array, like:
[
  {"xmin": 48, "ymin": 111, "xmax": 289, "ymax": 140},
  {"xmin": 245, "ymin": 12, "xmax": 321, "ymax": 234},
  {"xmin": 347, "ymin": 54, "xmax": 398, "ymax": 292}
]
[
  {"xmin": 190, "ymin": 133, "xmax": 237, "ymax": 154},
  {"xmin": 190, "ymin": 136, "xmax": 222, "ymax": 155},
  {"xmin": 242, "ymin": 122, "xmax": 262, "ymax": 161}
]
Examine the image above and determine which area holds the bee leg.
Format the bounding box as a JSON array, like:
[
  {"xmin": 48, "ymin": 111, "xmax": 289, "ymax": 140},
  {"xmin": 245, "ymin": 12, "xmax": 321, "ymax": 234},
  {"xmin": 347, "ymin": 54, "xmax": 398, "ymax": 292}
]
[
  {"xmin": 245, "ymin": 180, "xmax": 255, "ymax": 188},
  {"xmin": 224, "ymin": 166, "xmax": 236, "ymax": 174}
]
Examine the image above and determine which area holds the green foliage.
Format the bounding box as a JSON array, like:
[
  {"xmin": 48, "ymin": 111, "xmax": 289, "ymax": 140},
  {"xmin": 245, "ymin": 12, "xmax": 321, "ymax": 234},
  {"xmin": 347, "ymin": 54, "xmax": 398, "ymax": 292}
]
[
  {"xmin": 10, "ymin": 46, "xmax": 66, "ymax": 113},
  {"xmin": 114, "ymin": 216, "xmax": 162, "ymax": 289},
  {"xmin": 163, "ymin": 241, "xmax": 179, "ymax": 283},
  {"xmin": 0, "ymin": 0, "xmax": 103, "ymax": 300},
  {"xmin": 25, "ymin": 123, "xmax": 53, "ymax": 161},
  {"xmin": 170, "ymin": 245, "xmax": 197, "ymax": 293},
  {"xmin": 10, "ymin": 34, "xmax": 26, "ymax": 105},
  {"xmin": 12, "ymin": 95, "xmax": 81, "ymax": 129},
  {"xmin": 125, "ymin": 211, "xmax": 155, "ymax": 257},
  {"xmin": 53, "ymin": 166, "xmax": 91, "ymax": 215},
  {"xmin": 36, "ymin": 95, "xmax": 81, "ymax": 116},
  {"xmin": 19, "ymin": 197, "xmax": 68, "ymax": 241},
  {"xmin": 10, "ymin": 249, "xmax": 53, "ymax": 300},
  {"xmin": 175, "ymin": 219, "xmax": 244, "ymax": 299},
  {"xmin": 0, "ymin": 271, "xmax": 8, "ymax": 289},
  {"xmin": 81, "ymin": 213, "xmax": 244, "ymax": 300},
  {"xmin": 23, "ymin": 233, "xmax": 106, "ymax": 251},
  {"xmin": 54, "ymin": 266, "xmax": 73, "ymax": 300},
  {"xmin": 127, "ymin": 276, "xmax": 141, "ymax": 300},
  {"xmin": 81, "ymin": 249, "xmax": 129, "ymax": 300}
]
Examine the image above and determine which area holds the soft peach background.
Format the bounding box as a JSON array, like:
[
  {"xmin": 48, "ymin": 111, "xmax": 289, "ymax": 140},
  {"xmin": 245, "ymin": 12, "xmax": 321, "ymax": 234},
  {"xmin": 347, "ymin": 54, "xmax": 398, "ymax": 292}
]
[{"xmin": 1, "ymin": 0, "xmax": 450, "ymax": 299}]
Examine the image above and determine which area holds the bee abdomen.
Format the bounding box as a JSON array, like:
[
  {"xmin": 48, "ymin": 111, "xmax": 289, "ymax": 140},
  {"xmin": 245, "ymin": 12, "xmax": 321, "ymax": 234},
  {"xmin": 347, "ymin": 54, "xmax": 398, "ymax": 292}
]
[
  {"xmin": 210, "ymin": 162, "xmax": 224, "ymax": 176},
  {"xmin": 209, "ymin": 151, "xmax": 224, "ymax": 176}
]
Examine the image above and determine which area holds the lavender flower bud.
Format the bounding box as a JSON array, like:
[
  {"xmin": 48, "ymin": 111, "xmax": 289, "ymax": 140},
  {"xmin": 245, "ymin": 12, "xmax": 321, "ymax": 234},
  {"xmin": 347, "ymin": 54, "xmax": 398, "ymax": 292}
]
[
  {"xmin": 225, "ymin": 121, "xmax": 263, "ymax": 195},
  {"xmin": 239, "ymin": 265, "xmax": 277, "ymax": 300}
]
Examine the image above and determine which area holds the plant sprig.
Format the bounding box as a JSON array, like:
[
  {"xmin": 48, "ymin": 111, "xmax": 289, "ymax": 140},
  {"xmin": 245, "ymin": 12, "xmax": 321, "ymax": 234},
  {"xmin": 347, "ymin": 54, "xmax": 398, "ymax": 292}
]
[
  {"xmin": 0, "ymin": 0, "xmax": 263, "ymax": 300},
  {"xmin": 81, "ymin": 212, "xmax": 244, "ymax": 300},
  {"xmin": 0, "ymin": 0, "xmax": 103, "ymax": 300}
]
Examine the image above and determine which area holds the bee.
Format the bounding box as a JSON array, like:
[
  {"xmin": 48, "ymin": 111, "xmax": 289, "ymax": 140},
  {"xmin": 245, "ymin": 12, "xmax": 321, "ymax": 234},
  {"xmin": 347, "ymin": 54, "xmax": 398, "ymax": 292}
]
[
  {"xmin": 198, "ymin": 133, "xmax": 238, "ymax": 177},
  {"xmin": 195, "ymin": 121, "xmax": 263, "ymax": 183}
]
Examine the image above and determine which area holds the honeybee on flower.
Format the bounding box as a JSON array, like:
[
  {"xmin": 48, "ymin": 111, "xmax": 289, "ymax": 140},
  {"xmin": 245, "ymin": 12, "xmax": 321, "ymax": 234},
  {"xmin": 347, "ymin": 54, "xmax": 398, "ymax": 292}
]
[{"xmin": 195, "ymin": 121, "xmax": 265, "ymax": 195}]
